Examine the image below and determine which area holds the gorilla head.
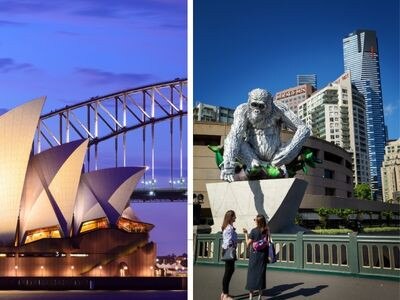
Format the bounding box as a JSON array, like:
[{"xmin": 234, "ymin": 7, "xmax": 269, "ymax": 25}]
[{"xmin": 247, "ymin": 88, "xmax": 273, "ymax": 127}]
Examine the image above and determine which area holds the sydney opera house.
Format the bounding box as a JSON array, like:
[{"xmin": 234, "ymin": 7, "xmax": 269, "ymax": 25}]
[{"xmin": 0, "ymin": 98, "xmax": 156, "ymax": 277}]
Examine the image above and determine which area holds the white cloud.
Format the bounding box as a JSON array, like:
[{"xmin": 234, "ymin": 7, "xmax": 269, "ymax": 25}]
[{"xmin": 384, "ymin": 102, "xmax": 399, "ymax": 116}]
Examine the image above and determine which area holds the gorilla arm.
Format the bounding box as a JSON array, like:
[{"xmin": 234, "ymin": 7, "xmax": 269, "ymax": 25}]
[
  {"xmin": 271, "ymin": 102, "xmax": 311, "ymax": 167},
  {"xmin": 221, "ymin": 104, "xmax": 248, "ymax": 182}
]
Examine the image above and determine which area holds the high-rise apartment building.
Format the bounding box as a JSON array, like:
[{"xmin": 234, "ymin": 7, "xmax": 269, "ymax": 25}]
[
  {"xmin": 298, "ymin": 72, "xmax": 369, "ymax": 185},
  {"xmin": 381, "ymin": 139, "xmax": 400, "ymax": 203},
  {"xmin": 297, "ymin": 74, "xmax": 317, "ymax": 89},
  {"xmin": 193, "ymin": 102, "xmax": 234, "ymax": 124},
  {"xmin": 275, "ymin": 84, "xmax": 314, "ymax": 115},
  {"xmin": 343, "ymin": 29, "xmax": 386, "ymax": 199}
]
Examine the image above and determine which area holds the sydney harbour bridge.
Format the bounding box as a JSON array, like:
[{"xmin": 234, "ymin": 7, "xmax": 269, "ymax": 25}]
[{"xmin": 34, "ymin": 78, "xmax": 187, "ymax": 202}]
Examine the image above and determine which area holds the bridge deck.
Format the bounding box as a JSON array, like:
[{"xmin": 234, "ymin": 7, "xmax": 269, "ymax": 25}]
[{"xmin": 194, "ymin": 264, "xmax": 399, "ymax": 300}]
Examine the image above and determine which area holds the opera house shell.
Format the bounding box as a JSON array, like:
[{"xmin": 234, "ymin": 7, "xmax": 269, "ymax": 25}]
[{"xmin": 0, "ymin": 98, "xmax": 156, "ymax": 277}]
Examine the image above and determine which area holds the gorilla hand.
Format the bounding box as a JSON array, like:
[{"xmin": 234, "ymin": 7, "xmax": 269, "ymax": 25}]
[
  {"xmin": 221, "ymin": 161, "xmax": 236, "ymax": 182},
  {"xmin": 271, "ymin": 144, "xmax": 298, "ymax": 167},
  {"xmin": 250, "ymin": 158, "xmax": 262, "ymax": 169}
]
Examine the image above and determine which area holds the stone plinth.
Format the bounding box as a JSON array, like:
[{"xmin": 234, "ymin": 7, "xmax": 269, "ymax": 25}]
[{"xmin": 206, "ymin": 178, "xmax": 308, "ymax": 233}]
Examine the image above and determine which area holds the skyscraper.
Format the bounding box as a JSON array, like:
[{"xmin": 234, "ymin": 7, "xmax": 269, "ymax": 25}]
[
  {"xmin": 381, "ymin": 139, "xmax": 400, "ymax": 203},
  {"xmin": 297, "ymin": 72, "xmax": 369, "ymax": 186},
  {"xmin": 343, "ymin": 29, "xmax": 386, "ymax": 200},
  {"xmin": 297, "ymin": 74, "xmax": 317, "ymax": 89}
]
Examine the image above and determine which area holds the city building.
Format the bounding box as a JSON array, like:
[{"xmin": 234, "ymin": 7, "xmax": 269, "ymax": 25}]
[
  {"xmin": 193, "ymin": 121, "xmax": 398, "ymax": 230},
  {"xmin": 343, "ymin": 29, "xmax": 387, "ymax": 200},
  {"xmin": 193, "ymin": 121, "xmax": 354, "ymax": 224},
  {"xmin": 275, "ymin": 84, "xmax": 314, "ymax": 114},
  {"xmin": 297, "ymin": 74, "xmax": 317, "ymax": 89},
  {"xmin": 381, "ymin": 139, "xmax": 400, "ymax": 203},
  {"xmin": 0, "ymin": 99, "xmax": 156, "ymax": 277},
  {"xmin": 193, "ymin": 102, "xmax": 234, "ymax": 124},
  {"xmin": 298, "ymin": 71, "xmax": 370, "ymax": 185}
]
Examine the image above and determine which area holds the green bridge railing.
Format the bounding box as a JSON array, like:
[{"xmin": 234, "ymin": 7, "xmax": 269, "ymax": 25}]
[{"xmin": 194, "ymin": 233, "xmax": 400, "ymax": 280}]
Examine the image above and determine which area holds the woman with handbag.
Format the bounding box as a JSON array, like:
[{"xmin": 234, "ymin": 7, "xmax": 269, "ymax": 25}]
[
  {"xmin": 243, "ymin": 214, "xmax": 270, "ymax": 300},
  {"xmin": 221, "ymin": 210, "xmax": 237, "ymax": 300}
]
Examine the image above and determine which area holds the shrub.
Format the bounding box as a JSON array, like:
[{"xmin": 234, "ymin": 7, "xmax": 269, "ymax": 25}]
[{"xmin": 312, "ymin": 228, "xmax": 353, "ymax": 235}]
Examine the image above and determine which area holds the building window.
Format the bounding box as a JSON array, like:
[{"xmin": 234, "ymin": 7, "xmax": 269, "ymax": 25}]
[
  {"xmin": 193, "ymin": 135, "xmax": 221, "ymax": 146},
  {"xmin": 347, "ymin": 191, "xmax": 352, "ymax": 198},
  {"xmin": 346, "ymin": 176, "xmax": 351, "ymax": 184},
  {"xmin": 324, "ymin": 169, "xmax": 335, "ymax": 179},
  {"xmin": 324, "ymin": 151, "xmax": 343, "ymax": 165},
  {"xmin": 325, "ymin": 187, "xmax": 336, "ymax": 196}
]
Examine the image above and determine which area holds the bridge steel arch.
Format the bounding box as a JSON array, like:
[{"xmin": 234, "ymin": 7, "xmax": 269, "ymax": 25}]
[{"xmin": 35, "ymin": 79, "xmax": 187, "ymax": 190}]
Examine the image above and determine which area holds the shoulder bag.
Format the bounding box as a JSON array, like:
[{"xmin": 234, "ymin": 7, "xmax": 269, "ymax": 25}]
[
  {"xmin": 221, "ymin": 246, "xmax": 237, "ymax": 261},
  {"xmin": 267, "ymin": 236, "xmax": 277, "ymax": 264}
]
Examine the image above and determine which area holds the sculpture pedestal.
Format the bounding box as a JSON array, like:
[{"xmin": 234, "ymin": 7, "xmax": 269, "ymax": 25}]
[{"xmin": 206, "ymin": 178, "xmax": 308, "ymax": 233}]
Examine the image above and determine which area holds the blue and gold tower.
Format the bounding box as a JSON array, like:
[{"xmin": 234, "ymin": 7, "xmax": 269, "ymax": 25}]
[{"xmin": 343, "ymin": 29, "xmax": 387, "ymax": 200}]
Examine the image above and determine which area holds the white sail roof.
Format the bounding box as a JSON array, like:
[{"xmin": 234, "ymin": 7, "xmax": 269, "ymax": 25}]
[
  {"xmin": 0, "ymin": 97, "xmax": 45, "ymax": 244},
  {"xmin": 73, "ymin": 167, "xmax": 146, "ymax": 234}
]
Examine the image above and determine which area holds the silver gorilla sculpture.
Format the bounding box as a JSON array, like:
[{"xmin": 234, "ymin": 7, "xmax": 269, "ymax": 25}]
[{"xmin": 221, "ymin": 88, "xmax": 311, "ymax": 182}]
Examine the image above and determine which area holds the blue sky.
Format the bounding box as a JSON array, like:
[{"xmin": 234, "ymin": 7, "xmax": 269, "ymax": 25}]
[
  {"xmin": 0, "ymin": 0, "xmax": 187, "ymax": 256},
  {"xmin": 194, "ymin": 0, "xmax": 399, "ymax": 140}
]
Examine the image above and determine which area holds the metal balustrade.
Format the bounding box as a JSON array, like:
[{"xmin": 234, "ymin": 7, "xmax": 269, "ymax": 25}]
[{"xmin": 194, "ymin": 232, "xmax": 400, "ymax": 279}]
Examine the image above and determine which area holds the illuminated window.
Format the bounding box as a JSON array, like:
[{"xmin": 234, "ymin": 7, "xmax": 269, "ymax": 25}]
[
  {"xmin": 80, "ymin": 218, "xmax": 109, "ymax": 233},
  {"xmin": 117, "ymin": 217, "xmax": 153, "ymax": 233},
  {"xmin": 24, "ymin": 226, "xmax": 61, "ymax": 244}
]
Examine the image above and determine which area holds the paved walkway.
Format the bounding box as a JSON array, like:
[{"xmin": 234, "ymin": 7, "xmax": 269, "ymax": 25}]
[{"xmin": 194, "ymin": 264, "xmax": 399, "ymax": 300}]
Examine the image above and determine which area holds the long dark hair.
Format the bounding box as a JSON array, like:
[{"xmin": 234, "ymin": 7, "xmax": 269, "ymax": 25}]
[
  {"xmin": 221, "ymin": 210, "xmax": 236, "ymax": 231},
  {"xmin": 255, "ymin": 214, "xmax": 269, "ymax": 235}
]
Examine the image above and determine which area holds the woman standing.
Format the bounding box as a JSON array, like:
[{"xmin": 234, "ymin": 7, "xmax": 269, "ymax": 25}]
[
  {"xmin": 221, "ymin": 210, "xmax": 237, "ymax": 300},
  {"xmin": 243, "ymin": 214, "xmax": 270, "ymax": 300}
]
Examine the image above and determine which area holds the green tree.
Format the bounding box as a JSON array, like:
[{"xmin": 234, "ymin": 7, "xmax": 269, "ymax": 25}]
[
  {"xmin": 333, "ymin": 208, "xmax": 356, "ymax": 228},
  {"xmin": 381, "ymin": 210, "xmax": 393, "ymax": 226},
  {"xmin": 295, "ymin": 214, "xmax": 304, "ymax": 226},
  {"xmin": 315, "ymin": 208, "xmax": 331, "ymax": 229},
  {"xmin": 354, "ymin": 183, "xmax": 372, "ymax": 200}
]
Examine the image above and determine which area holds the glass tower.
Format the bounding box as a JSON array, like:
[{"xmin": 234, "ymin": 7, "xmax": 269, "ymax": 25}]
[
  {"xmin": 297, "ymin": 74, "xmax": 317, "ymax": 89},
  {"xmin": 343, "ymin": 29, "xmax": 386, "ymax": 200}
]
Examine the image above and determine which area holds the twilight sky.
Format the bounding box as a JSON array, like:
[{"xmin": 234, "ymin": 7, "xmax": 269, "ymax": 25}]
[
  {"xmin": 0, "ymin": 0, "xmax": 187, "ymax": 256},
  {"xmin": 194, "ymin": 0, "xmax": 399, "ymax": 140},
  {"xmin": 0, "ymin": 0, "xmax": 186, "ymax": 109}
]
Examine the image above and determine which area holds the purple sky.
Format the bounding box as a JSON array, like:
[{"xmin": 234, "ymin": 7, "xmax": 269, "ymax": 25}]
[
  {"xmin": 0, "ymin": 0, "xmax": 186, "ymax": 109},
  {"xmin": 133, "ymin": 202, "xmax": 187, "ymax": 256},
  {"xmin": 0, "ymin": 0, "xmax": 187, "ymax": 256}
]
